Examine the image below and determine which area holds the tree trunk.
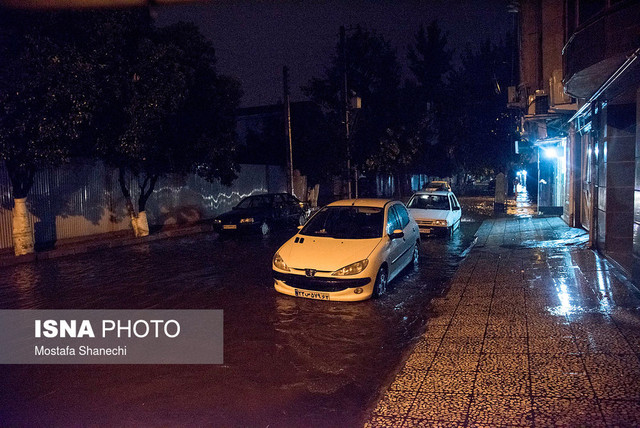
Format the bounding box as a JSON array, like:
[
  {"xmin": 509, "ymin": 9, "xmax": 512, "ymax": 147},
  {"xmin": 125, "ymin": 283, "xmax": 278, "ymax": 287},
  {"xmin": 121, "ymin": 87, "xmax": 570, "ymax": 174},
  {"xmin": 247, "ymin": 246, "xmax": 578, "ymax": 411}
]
[
  {"xmin": 118, "ymin": 167, "xmax": 141, "ymax": 237},
  {"xmin": 135, "ymin": 211, "xmax": 149, "ymax": 237},
  {"xmin": 6, "ymin": 161, "xmax": 36, "ymax": 256},
  {"xmin": 12, "ymin": 198, "xmax": 34, "ymax": 256},
  {"xmin": 135, "ymin": 175, "xmax": 157, "ymax": 238}
]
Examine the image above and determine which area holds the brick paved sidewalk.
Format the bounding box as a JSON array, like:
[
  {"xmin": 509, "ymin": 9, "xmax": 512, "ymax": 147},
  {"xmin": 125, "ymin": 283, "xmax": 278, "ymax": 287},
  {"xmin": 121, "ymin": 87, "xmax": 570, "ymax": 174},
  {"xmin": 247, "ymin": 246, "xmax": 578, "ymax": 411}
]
[{"xmin": 365, "ymin": 217, "xmax": 640, "ymax": 427}]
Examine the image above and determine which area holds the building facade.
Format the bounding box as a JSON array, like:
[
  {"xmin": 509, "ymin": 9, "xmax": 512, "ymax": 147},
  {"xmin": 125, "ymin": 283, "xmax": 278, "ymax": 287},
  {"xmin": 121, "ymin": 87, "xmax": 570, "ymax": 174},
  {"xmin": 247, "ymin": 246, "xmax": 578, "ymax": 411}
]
[{"xmin": 513, "ymin": 0, "xmax": 640, "ymax": 281}]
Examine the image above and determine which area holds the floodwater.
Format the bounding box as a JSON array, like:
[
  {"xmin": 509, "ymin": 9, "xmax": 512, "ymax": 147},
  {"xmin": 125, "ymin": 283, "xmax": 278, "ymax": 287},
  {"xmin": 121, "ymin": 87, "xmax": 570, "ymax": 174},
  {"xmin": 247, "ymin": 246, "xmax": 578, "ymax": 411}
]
[{"xmin": 0, "ymin": 198, "xmax": 489, "ymax": 427}]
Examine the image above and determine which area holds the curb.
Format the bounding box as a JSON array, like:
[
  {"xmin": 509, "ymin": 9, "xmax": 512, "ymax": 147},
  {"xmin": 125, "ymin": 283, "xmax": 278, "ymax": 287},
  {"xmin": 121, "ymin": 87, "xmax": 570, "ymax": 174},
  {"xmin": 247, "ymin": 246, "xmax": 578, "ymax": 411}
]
[{"xmin": 0, "ymin": 224, "xmax": 217, "ymax": 269}]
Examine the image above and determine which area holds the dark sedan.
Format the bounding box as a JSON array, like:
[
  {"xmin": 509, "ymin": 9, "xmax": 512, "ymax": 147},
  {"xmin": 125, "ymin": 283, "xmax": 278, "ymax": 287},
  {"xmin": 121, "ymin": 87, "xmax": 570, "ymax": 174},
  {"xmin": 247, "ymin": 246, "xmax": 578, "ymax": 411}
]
[{"xmin": 213, "ymin": 193, "xmax": 307, "ymax": 235}]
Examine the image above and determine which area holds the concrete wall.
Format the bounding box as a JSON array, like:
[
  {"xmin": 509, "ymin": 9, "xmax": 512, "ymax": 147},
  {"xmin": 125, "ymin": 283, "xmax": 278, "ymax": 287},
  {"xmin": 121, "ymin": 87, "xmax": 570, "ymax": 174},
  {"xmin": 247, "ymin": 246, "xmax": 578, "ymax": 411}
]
[
  {"xmin": 596, "ymin": 101, "xmax": 636, "ymax": 272},
  {"xmin": 520, "ymin": 0, "xmax": 565, "ymax": 96},
  {"xmin": 0, "ymin": 162, "xmax": 286, "ymax": 250},
  {"xmin": 634, "ymin": 88, "xmax": 640, "ymax": 282}
]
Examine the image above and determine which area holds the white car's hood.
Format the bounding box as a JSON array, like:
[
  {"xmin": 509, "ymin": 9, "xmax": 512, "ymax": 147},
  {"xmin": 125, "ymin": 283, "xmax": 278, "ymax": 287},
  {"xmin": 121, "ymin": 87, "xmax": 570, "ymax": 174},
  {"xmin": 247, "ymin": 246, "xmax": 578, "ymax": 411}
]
[
  {"xmin": 408, "ymin": 208, "xmax": 450, "ymax": 221},
  {"xmin": 280, "ymin": 236, "xmax": 381, "ymax": 271}
]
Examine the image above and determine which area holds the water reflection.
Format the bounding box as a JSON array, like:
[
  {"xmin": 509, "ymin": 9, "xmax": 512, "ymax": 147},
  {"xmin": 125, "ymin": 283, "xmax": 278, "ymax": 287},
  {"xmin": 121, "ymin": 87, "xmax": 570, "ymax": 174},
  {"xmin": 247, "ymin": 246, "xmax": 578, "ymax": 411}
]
[
  {"xmin": 507, "ymin": 187, "xmax": 536, "ymax": 217},
  {"xmin": 552, "ymin": 276, "xmax": 575, "ymax": 316},
  {"xmin": 0, "ymin": 201, "xmax": 485, "ymax": 427},
  {"xmin": 596, "ymin": 267, "xmax": 613, "ymax": 311}
]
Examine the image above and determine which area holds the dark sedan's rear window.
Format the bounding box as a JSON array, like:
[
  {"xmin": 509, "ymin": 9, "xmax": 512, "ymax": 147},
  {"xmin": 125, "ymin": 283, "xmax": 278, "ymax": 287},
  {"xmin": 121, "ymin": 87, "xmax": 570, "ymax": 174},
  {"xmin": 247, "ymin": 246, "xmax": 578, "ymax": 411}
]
[{"xmin": 236, "ymin": 195, "xmax": 271, "ymax": 209}]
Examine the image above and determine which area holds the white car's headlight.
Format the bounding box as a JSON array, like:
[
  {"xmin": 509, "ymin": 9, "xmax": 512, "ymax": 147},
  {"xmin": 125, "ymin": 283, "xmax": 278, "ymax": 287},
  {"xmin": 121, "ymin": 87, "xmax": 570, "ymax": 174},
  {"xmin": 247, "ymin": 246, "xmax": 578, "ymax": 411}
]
[
  {"xmin": 332, "ymin": 259, "xmax": 369, "ymax": 276},
  {"xmin": 213, "ymin": 219, "xmax": 222, "ymax": 224},
  {"xmin": 434, "ymin": 220, "xmax": 448, "ymax": 227},
  {"xmin": 240, "ymin": 217, "xmax": 255, "ymax": 223},
  {"xmin": 273, "ymin": 252, "xmax": 290, "ymax": 272}
]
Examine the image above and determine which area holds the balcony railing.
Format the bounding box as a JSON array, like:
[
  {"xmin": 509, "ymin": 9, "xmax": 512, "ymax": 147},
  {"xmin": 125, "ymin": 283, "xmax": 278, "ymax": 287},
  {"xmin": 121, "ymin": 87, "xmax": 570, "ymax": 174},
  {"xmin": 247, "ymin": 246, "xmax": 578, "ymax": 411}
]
[{"xmin": 563, "ymin": 1, "xmax": 640, "ymax": 97}]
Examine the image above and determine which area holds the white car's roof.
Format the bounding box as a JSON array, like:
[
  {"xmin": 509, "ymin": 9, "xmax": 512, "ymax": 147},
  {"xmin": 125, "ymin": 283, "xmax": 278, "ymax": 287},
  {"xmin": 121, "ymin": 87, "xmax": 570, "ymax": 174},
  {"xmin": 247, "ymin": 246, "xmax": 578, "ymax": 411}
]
[{"xmin": 327, "ymin": 198, "xmax": 397, "ymax": 208}]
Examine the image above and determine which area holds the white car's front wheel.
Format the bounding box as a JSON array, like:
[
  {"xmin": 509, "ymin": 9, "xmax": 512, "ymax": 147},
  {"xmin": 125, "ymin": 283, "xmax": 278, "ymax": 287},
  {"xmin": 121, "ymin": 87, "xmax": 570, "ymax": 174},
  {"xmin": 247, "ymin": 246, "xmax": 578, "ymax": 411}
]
[
  {"xmin": 373, "ymin": 266, "xmax": 388, "ymax": 298},
  {"xmin": 410, "ymin": 244, "xmax": 419, "ymax": 267}
]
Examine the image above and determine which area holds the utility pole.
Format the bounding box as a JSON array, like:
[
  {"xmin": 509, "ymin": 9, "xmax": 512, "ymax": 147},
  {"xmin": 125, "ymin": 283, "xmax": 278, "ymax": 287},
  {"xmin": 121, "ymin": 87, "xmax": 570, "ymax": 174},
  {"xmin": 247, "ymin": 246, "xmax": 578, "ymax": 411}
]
[
  {"xmin": 340, "ymin": 26, "xmax": 352, "ymax": 199},
  {"xmin": 283, "ymin": 66, "xmax": 294, "ymax": 196}
]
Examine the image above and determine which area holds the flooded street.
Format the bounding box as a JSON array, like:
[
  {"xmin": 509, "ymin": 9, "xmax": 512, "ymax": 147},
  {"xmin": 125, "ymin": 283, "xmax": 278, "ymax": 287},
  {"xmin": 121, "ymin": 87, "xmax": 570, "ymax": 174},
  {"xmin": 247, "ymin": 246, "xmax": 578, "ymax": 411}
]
[{"xmin": 0, "ymin": 198, "xmax": 488, "ymax": 427}]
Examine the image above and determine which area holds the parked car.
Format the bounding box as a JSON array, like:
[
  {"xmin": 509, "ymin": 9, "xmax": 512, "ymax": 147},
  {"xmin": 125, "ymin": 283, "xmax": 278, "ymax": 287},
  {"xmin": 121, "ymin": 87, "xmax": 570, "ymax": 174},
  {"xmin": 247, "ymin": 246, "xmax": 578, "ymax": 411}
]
[
  {"xmin": 213, "ymin": 193, "xmax": 307, "ymax": 235},
  {"xmin": 407, "ymin": 190, "xmax": 462, "ymax": 236},
  {"xmin": 424, "ymin": 181, "xmax": 451, "ymax": 192},
  {"xmin": 272, "ymin": 199, "xmax": 420, "ymax": 301}
]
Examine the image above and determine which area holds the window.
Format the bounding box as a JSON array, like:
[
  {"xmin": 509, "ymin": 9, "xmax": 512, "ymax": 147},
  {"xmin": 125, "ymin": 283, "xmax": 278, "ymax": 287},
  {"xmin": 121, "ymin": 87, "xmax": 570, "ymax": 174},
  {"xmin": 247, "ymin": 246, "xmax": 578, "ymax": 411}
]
[
  {"xmin": 300, "ymin": 206, "xmax": 383, "ymax": 239},
  {"xmin": 407, "ymin": 194, "xmax": 450, "ymax": 210},
  {"xmin": 386, "ymin": 206, "xmax": 402, "ymax": 234},
  {"xmin": 395, "ymin": 204, "xmax": 411, "ymax": 228},
  {"xmin": 237, "ymin": 195, "xmax": 270, "ymax": 209},
  {"xmin": 284, "ymin": 194, "xmax": 299, "ymax": 204},
  {"xmin": 451, "ymin": 194, "xmax": 461, "ymax": 210}
]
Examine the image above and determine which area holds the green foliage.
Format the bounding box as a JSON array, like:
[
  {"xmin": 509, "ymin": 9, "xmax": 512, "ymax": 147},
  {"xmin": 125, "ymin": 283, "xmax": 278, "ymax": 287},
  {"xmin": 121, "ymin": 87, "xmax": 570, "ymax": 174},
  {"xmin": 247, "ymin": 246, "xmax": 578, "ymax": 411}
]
[
  {"xmin": 236, "ymin": 102, "xmax": 339, "ymax": 186},
  {"xmin": 407, "ymin": 20, "xmax": 453, "ymax": 103},
  {"xmin": 0, "ymin": 8, "xmax": 242, "ymax": 209},
  {"xmin": 394, "ymin": 21, "xmax": 453, "ymax": 178},
  {"xmin": 303, "ymin": 26, "xmax": 401, "ymax": 170},
  {"xmin": 86, "ymin": 13, "xmax": 242, "ymax": 197},
  {"xmin": 445, "ymin": 37, "xmax": 519, "ymax": 176},
  {"xmin": 290, "ymin": 102, "xmax": 342, "ymax": 185},
  {"xmin": 0, "ymin": 10, "xmax": 97, "ymax": 198}
]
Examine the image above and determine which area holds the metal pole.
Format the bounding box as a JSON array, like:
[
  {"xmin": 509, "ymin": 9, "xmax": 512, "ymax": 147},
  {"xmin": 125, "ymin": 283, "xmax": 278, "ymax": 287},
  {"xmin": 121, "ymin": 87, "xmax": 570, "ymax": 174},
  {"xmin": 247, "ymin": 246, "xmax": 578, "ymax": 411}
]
[
  {"xmin": 341, "ymin": 26, "xmax": 352, "ymax": 199},
  {"xmin": 283, "ymin": 66, "xmax": 294, "ymax": 196}
]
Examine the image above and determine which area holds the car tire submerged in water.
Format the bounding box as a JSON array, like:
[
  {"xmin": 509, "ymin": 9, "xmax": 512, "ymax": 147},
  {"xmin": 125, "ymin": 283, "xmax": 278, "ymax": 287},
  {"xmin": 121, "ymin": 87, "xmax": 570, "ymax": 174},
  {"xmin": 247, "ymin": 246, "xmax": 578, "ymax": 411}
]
[
  {"xmin": 373, "ymin": 266, "xmax": 388, "ymax": 298},
  {"xmin": 260, "ymin": 221, "xmax": 270, "ymax": 236},
  {"xmin": 410, "ymin": 243, "xmax": 419, "ymax": 267}
]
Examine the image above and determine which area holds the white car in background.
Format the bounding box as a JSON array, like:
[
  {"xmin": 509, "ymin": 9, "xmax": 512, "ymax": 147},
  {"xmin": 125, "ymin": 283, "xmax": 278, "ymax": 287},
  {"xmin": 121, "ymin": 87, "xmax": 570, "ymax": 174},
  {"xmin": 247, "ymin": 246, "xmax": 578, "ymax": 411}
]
[
  {"xmin": 407, "ymin": 190, "xmax": 462, "ymax": 237},
  {"xmin": 272, "ymin": 199, "xmax": 420, "ymax": 301},
  {"xmin": 424, "ymin": 181, "xmax": 451, "ymax": 192}
]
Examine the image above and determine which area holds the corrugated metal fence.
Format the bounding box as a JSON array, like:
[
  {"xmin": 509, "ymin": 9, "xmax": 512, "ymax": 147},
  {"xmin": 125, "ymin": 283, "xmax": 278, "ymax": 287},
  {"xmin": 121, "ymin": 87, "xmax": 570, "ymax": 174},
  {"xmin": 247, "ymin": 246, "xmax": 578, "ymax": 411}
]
[{"xmin": 0, "ymin": 161, "xmax": 286, "ymax": 250}]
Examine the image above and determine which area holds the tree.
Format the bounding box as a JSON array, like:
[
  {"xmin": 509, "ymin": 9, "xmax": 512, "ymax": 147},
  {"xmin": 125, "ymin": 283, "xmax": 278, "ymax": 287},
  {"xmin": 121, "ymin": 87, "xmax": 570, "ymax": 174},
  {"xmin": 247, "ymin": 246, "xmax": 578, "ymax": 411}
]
[
  {"xmin": 290, "ymin": 102, "xmax": 342, "ymax": 186},
  {"xmin": 303, "ymin": 26, "xmax": 402, "ymax": 178},
  {"xmin": 403, "ymin": 21, "xmax": 455, "ymax": 182},
  {"xmin": 407, "ymin": 21, "xmax": 453, "ymax": 104},
  {"xmin": 445, "ymin": 37, "xmax": 519, "ymax": 178},
  {"xmin": 0, "ymin": 11, "xmax": 97, "ymax": 255},
  {"xmin": 87, "ymin": 14, "xmax": 242, "ymax": 236}
]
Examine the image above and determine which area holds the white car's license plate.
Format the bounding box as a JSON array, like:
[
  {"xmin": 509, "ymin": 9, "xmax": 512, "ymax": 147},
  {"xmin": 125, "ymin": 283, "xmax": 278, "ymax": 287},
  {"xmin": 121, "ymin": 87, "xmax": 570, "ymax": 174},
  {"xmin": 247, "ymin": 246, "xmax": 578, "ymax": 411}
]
[
  {"xmin": 223, "ymin": 225, "xmax": 237, "ymax": 230},
  {"xmin": 294, "ymin": 289, "xmax": 330, "ymax": 300},
  {"xmin": 423, "ymin": 228, "xmax": 432, "ymax": 234}
]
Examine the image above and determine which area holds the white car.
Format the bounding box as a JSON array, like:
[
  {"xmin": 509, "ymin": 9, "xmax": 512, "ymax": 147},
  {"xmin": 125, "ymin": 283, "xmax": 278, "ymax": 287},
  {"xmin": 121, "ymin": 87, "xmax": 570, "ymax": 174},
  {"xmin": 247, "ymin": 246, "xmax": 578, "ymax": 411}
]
[
  {"xmin": 407, "ymin": 190, "xmax": 462, "ymax": 236},
  {"xmin": 424, "ymin": 181, "xmax": 451, "ymax": 192},
  {"xmin": 272, "ymin": 199, "xmax": 420, "ymax": 301}
]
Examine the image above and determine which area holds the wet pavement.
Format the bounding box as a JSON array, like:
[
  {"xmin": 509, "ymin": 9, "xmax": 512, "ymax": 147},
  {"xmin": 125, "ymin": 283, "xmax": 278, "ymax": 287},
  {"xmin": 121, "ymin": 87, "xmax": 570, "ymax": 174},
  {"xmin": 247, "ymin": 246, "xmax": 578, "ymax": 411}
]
[
  {"xmin": 366, "ymin": 216, "xmax": 640, "ymax": 427},
  {"xmin": 0, "ymin": 199, "xmax": 485, "ymax": 427}
]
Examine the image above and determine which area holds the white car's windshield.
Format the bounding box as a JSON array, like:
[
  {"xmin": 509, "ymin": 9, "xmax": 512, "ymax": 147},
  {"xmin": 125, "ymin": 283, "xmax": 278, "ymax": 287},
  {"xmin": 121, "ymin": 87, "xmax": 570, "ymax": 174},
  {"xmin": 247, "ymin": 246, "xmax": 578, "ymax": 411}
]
[
  {"xmin": 300, "ymin": 206, "xmax": 383, "ymax": 239},
  {"xmin": 407, "ymin": 195, "xmax": 450, "ymax": 210}
]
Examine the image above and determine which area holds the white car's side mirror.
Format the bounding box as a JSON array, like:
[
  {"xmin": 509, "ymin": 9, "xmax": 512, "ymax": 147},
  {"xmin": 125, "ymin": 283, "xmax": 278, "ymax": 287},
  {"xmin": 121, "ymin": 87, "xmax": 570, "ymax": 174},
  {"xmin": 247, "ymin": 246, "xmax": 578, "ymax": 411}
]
[{"xmin": 389, "ymin": 229, "xmax": 404, "ymax": 240}]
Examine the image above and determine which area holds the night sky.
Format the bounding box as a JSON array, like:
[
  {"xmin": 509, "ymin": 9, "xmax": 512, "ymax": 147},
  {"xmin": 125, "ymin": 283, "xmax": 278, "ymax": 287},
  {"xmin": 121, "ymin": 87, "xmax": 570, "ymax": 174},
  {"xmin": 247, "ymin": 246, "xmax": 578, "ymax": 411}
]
[{"xmin": 156, "ymin": 0, "xmax": 514, "ymax": 107}]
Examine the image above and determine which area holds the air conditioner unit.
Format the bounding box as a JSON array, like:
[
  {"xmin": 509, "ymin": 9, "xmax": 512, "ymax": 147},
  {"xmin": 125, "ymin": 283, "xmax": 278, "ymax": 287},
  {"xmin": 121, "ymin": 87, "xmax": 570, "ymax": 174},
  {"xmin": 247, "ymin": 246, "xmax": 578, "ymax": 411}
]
[
  {"xmin": 508, "ymin": 86, "xmax": 518, "ymax": 104},
  {"xmin": 528, "ymin": 90, "xmax": 549, "ymax": 115},
  {"xmin": 549, "ymin": 69, "xmax": 571, "ymax": 107},
  {"xmin": 507, "ymin": 86, "xmax": 527, "ymax": 109}
]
